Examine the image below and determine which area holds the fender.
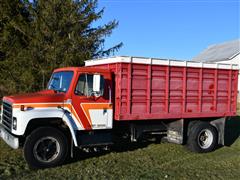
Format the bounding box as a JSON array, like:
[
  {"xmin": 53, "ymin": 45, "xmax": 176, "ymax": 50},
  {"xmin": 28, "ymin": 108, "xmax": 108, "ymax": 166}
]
[
  {"xmin": 13, "ymin": 108, "xmax": 65, "ymax": 135},
  {"xmin": 13, "ymin": 107, "xmax": 83, "ymax": 146},
  {"xmin": 62, "ymin": 110, "xmax": 78, "ymax": 146}
]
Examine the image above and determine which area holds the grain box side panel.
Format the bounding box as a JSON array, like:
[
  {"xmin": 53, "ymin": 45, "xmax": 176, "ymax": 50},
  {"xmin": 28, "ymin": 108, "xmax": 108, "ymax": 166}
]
[
  {"xmin": 169, "ymin": 66, "xmax": 184, "ymax": 114},
  {"xmin": 86, "ymin": 62, "xmax": 238, "ymax": 120},
  {"xmin": 130, "ymin": 64, "xmax": 148, "ymax": 114},
  {"xmin": 231, "ymin": 70, "xmax": 238, "ymax": 112},
  {"xmin": 202, "ymin": 68, "xmax": 215, "ymax": 113},
  {"xmin": 119, "ymin": 63, "xmax": 129, "ymax": 115},
  {"xmin": 217, "ymin": 69, "xmax": 231, "ymax": 113},
  {"xmin": 186, "ymin": 67, "xmax": 201, "ymax": 113},
  {"xmin": 151, "ymin": 65, "xmax": 168, "ymax": 114}
]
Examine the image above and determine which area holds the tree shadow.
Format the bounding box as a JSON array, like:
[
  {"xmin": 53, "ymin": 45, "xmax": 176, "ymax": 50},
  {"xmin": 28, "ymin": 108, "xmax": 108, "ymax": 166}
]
[{"xmin": 224, "ymin": 116, "xmax": 240, "ymax": 146}]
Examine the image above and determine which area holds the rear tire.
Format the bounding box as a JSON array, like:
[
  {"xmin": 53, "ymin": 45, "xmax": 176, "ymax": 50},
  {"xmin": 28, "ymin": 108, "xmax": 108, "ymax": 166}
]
[
  {"xmin": 186, "ymin": 122, "xmax": 218, "ymax": 153},
  {"xmin": 24, "ymin": 127, "xmax": 69, "ymax": 169}
]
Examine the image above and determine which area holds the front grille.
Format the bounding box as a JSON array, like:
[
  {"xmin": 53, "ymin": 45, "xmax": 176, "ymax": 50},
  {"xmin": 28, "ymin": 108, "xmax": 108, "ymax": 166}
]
[{"xmin": 2, "ymin": 101, "xmax": 13, "ymax": 131}]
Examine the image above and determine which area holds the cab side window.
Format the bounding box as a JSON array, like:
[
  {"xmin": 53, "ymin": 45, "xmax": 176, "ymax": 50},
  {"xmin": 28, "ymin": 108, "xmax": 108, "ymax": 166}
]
[{"xmin": 75, "ymin": 74, "xmax": 105, "ymax": 97}]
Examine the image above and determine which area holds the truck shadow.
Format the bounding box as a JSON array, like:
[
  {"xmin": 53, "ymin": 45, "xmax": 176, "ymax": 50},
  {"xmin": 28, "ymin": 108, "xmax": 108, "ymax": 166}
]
[
  {"xmin": 224, "ymin": 116, "xmax": 240, "ymax": 146},
  {"xmin": 66, "ymin": 116, "xmax": 240, "ymax": 165},
  {"xmin": 66, "ymin": 142, "xmax": 152, "ymax": 165}
]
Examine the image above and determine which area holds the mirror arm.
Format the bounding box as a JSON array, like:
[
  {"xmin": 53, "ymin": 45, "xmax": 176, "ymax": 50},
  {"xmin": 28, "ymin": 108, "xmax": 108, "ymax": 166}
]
[
  {"xmin": 108, "ymin": 86, "xmax": 112, "ymax": 104},
  {"xmin": 85, "ymin": 74, "xmax": 89, "ymax": 97}
]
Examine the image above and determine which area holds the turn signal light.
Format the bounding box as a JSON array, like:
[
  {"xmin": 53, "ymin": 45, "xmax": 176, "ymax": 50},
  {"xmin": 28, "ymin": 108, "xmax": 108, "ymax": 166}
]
[{"xmin": 13, "ymin": 117, "xmax": 17, "ymax": 130}]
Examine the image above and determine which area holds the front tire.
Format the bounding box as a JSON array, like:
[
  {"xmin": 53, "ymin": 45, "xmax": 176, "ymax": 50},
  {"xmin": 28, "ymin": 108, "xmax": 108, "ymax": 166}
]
[
  {"xmin": 186, "ymin": 122, "xmax": 218, "ymax": 153},
  {"xmin": 24, "ymin": 127, "xmax": 69, "ymax": 169}
]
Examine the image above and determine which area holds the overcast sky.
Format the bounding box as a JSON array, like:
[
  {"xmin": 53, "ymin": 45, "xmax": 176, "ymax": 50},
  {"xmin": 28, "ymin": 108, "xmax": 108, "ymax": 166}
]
[{"xmin": 97, "ymin": 0, "xmax": 240, "ymax": 60}]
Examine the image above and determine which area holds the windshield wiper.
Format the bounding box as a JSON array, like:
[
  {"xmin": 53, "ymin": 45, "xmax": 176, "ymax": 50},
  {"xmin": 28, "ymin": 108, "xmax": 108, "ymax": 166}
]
[
  {"xmin": 49, "ymin": 85, "xmax": 65, "ymax": 93},
  {"xmin": 55, "ymin": 89, "xmax": 66, "ymax": 93},
  {"xmin": 49, "ymin": 84, "xmax": 56, "ymax": 89}
]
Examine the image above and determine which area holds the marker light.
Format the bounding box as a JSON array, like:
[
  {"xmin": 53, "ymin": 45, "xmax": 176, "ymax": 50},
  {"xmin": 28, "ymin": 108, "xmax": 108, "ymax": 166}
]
[{"xmin": 20, "ymin": 105, "xmax": 25, "ymax": 111}]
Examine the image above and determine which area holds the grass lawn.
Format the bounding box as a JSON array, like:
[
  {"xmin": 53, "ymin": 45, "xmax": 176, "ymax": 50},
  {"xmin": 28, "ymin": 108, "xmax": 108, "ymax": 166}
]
[{"xmin": 0, "ymin": 104, "xmax": 239, "ymax": 179}]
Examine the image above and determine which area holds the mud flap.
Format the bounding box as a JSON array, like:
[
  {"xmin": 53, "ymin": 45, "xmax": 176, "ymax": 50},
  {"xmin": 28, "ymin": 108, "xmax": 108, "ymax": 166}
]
[
  {"xmin": 167, "ymin": 119, "xmax": 184, "ymax": 144},
  {"xmin": 210, "ymin": 117, "xmax": 226, "ymax": 146}
]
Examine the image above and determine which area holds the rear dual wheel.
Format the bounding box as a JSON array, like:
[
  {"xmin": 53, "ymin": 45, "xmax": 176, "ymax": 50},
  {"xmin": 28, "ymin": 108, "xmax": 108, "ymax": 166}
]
[
  {"xmin": 186, "ymin": 122, "xmax": 218, "ymax": 153},
  {"xmin": 24, "ymin": 127, "xmax": 69, "ymax": 169}
]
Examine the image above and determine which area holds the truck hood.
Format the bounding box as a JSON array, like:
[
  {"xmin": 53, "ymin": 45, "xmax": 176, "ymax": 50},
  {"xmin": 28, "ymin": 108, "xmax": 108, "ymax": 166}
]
[{"xmin": 3, "ymin": 90, "xmax": 66, "ymax": 104}]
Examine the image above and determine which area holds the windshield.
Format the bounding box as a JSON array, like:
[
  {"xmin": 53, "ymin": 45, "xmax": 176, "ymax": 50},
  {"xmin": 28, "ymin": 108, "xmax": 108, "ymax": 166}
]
[{"xmin": 48, "ymin": 71, "xmax": 73, "ymax": 92}]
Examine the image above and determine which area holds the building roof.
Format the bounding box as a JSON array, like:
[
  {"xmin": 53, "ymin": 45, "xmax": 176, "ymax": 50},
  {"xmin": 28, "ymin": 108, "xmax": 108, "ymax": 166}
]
[{"xmin": 192, "ymin": 39, "xmax": 240, "ymax": 62}]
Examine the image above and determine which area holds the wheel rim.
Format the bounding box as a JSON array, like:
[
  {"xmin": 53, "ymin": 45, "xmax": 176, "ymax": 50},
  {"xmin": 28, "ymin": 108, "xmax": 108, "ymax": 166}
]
[
  {"xmin": 33, "ymin": 136, "xmax": 60, "ymax": 163},
  {"xmin": 197, "ymin": 129, "xmax": 214, "ymax": 149}
]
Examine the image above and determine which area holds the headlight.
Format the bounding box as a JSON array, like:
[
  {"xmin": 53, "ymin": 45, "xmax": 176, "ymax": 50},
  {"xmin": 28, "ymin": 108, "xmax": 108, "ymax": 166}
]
[{"xmin": 13, "ymin": 117, "xmax": 17, "ymax": 130}]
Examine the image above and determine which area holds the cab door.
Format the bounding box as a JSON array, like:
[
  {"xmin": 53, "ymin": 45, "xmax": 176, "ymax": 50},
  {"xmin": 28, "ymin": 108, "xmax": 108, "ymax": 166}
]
[{"xmin": 71, "ymin": 72, "xmax": 113, "ymax": 130}]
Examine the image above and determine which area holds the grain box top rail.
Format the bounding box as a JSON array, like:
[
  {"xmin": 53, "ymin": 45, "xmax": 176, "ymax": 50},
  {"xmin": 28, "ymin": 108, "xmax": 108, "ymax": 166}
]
[{"xmin": 85, "ymin": 56, "xmax": 239, "ymax": 70}]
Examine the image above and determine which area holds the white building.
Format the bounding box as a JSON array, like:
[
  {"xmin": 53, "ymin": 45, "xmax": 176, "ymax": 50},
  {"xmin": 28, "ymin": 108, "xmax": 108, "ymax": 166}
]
[{"xmin": 192, "ymin": 39, "xmax": 240, "ymax": 98}]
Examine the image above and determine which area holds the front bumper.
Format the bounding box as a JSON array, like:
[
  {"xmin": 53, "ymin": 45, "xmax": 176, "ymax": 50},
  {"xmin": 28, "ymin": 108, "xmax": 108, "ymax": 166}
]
[{"xmin": 0, "ymin": 125, "xmax": 19, "ymax": 149}]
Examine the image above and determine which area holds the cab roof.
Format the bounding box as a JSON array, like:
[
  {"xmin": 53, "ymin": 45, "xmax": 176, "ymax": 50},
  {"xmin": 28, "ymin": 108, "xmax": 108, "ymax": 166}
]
[{"xmin": 53, "ymin": 67, "xmax": 110, "ymax": 73}]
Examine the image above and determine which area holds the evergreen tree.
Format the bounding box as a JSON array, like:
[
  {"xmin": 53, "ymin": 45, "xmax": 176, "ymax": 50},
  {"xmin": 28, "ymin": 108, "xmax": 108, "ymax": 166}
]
[
  {"xmin": 0, "ymin": 0, "xmax": 33, "ymax": 96},
  {"xmin": 0, "ymin": 0, "xmax": 122, "ymax": 97}
]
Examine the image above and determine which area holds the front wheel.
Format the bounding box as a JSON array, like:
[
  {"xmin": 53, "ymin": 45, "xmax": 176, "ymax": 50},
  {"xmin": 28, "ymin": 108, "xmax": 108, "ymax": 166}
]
[
  {"xmin": 24, "ymin": 127, "xmax": 69, "ymax": 169},
  {"xmin": 186, "ymin": 122, "xmax": 218, "ymax": 153}
]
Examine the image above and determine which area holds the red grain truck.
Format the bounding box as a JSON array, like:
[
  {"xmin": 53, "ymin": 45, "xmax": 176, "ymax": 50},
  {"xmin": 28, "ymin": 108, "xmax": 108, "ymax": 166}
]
[{"xmin": 0, "ymin": 56, "xmax": 239, "ymax": 169}]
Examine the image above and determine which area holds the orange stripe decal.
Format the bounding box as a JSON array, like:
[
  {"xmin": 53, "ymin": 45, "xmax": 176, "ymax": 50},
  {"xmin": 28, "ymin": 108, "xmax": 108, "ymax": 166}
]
[
  {"xmin": 81, "ymin": 103, "xmax": 112, "ymax": 124},
  {"xmin": 11, "ymin": 102, "xmax": 112, "ymax": 130},
  {"xmin": 12, "ymin": 103, "xmax": 84, "ymax": 129},
  {"xmin": 64, "ymin": 104, "xmax": 84, "ymax": 128},
  {"xmin": 13, "ymin": 103, "xmax": 62, "ymax": 108}
]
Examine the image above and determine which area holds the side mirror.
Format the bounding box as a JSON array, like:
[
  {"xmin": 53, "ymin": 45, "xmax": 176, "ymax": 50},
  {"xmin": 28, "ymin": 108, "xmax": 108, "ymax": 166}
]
[{"xmin": 93, "ymin": 74, "xmax": 101, "ymax": 92}]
